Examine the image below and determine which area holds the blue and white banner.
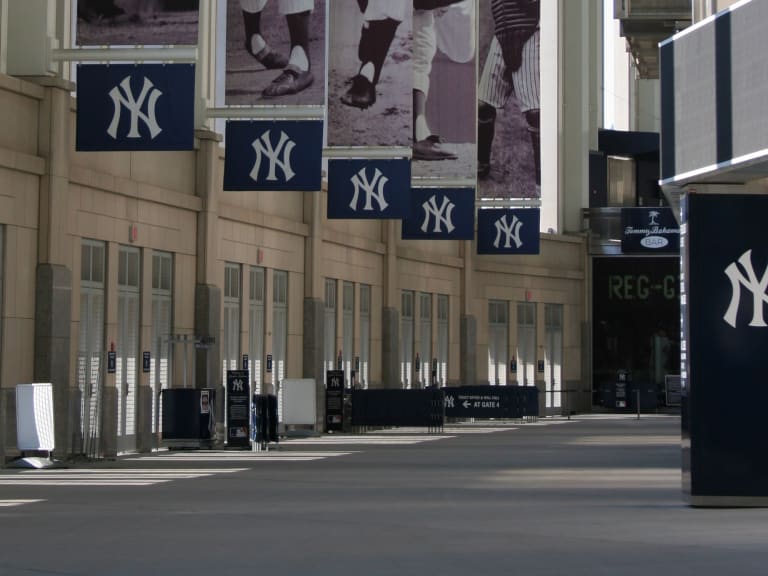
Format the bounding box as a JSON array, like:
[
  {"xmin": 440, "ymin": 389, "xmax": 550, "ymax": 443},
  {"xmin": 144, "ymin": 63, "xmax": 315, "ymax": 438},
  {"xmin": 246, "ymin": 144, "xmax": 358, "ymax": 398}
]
[
  {"xmin": 402, "ymin": 188, "xmax": 475, "ymax": 240},
  {"xmin": 328, "ymin": 159, "xmax": 411, "ymax": 219},
  {"xmin": 621, "ymin": 207, "xmax": 680, "ymax": 254},
  {"xmin": 76, "ymin": 64, "xmax": 194, "ymax": 152},
  {"xmin": 477, "ymin": 208, "xmax": 540, "ymax": 254},
  {"xmin": 224, "ymin": 120, "xmax": 323, "ymax": 191}
]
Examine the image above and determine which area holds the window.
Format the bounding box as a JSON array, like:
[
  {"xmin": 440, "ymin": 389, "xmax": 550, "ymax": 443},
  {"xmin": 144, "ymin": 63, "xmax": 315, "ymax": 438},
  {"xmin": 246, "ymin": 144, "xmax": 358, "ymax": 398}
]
[
  {"xmin": 343, "ymin": 282, "xmax": 354, "ymax": 387},
  {"xmin": 151, "ymin": 251, "xmax": 173, "ymax": 435},
  {"xmin": 400, "ymin": 290, "xmax": 414, "ymax": 388},
  {"xmin": 117, "ymin": 246, "xmax": 140, "ymax": 451},
  {"xmin": 437, "ymin": 294, "xmax": 449, "ymax": 386},
  {"xmin": 419, "ymin": 292, "xmax": 432, "ymax": 386},
  {"xmin": 517, "ymin": 302, "xmax": 537, "ymax": 386},
  {"xmin": 324, "ymin": 278, "xmax": 337, "ymax": 382},
  {"xmin": 79, "ymin": 241, "xmax": 106, "ymax": 457},
  {"xmin": 359, "ymin": 284, "xmax": 371, "ymax": 389},
  {"xmin": 223, "ymin": 263, "xmax": 241, "ymax": 390},
  {"xmin": 545, "ymin": 304, "xmax": 563, "ymax": 409},
  {"xmin": 249, "ymin": 266, "xmax": 265, "ymax": 395},
  {"xmin": 273, "ymin": 270, "xmax": 288, "ymax": 417},
  {"xmin": 488, "ymin": 300, "xmax": 508, "ymax": 385}
]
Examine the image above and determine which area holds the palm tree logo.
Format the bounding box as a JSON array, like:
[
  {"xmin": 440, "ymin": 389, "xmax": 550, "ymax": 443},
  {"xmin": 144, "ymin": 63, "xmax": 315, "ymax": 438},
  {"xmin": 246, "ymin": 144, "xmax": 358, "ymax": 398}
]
[{"xmin": 649, "ymin": 210, "xmax": 660, "ymax": 226}]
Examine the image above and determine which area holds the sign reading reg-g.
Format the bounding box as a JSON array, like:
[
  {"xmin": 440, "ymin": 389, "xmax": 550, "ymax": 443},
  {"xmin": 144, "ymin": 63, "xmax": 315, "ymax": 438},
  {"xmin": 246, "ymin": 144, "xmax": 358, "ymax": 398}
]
[
  {"xmin": 327, "ymin": 159, "xmax": 411, "ymax": 219},
  {"xmin": 477, "ymin": 208, "xmax": 540, "ymax": 254},
  {"xmin": 224, "ymin": 120, "xmax": 323, "ymax": 191},
  {"xmin": 76, "ymin": 64, "xmax": 194, "ymax": 151},
  {"xmin": 402, "ymin": 188, "xmax": 475, "ymax": 240}
]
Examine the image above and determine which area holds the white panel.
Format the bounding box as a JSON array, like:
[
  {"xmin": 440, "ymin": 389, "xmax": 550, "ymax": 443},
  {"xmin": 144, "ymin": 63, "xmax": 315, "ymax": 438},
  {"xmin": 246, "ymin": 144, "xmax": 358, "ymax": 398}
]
[
  {"xmin": 16, "ymin": 383, "xmax": 55, "ymax": 451},
  {"xmin": 281, "ymin": 379, "xmax": 317, "ymax": 425}
]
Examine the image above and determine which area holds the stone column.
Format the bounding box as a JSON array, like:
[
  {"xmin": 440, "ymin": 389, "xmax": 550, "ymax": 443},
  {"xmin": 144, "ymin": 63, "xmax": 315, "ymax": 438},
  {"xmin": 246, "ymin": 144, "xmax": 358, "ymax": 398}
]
[
  {"xmin": 381, "ymin": 221, "xmax": 399, "ymax": 388},
  {"xmin": 195, "ymin": 130, "xmax": 223, "ymax": 437},
  {"xmin": 34, "ymin": 78, "xmax": 75, "ymax": 458}
]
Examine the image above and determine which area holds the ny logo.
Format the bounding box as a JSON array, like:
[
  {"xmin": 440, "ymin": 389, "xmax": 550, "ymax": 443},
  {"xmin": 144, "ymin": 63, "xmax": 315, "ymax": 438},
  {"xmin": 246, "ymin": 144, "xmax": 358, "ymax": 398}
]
[
  {"xmin": 494, "ymin": 214, "xmax": 523, "ymax": 249},
  {"xmin": 723, "ymin": 249, "xmax": 768, "ymax": 328},
  {"xmin": 108, "ymin": 76, "xmax": 162, "ymax": 140},
  {"xmin": 421, "ymin": 195, "xmax": 455, "ymax": 234},
  {"xmin": 251, "ymin": 130, "xmax": 296, "ymax": 182},
  {"xmin": 444, "ymin": 395, "xmax": 455, "ymax": 409},
  {"xmin": 232, "ymin": 379, "xmax": 244, "ymax": 392},
  {"xmin": 349, "ymin": 167, "xmax": 389, "ymax": 211}
]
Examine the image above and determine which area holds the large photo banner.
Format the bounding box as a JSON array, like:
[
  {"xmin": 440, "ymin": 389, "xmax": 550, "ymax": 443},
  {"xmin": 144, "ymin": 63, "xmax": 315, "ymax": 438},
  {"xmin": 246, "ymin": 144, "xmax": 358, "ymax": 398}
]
[
  {"xmin": 477, "ymin": 0, "xmax": 540, "ymax": 199},
  {"xmin": 327, "ymin": 0, "xmax": 413, "ymax": 147},
  {"xmin": 76, "ymin": 0, "xmax": 199, "ymax": 46},
  {"xmin": 225, "ymin": 0, "xmax": 326, "ymax": 106},
  {"xmin": 411, "ymin": 0, "xmax": 476, "ymax": 181}
]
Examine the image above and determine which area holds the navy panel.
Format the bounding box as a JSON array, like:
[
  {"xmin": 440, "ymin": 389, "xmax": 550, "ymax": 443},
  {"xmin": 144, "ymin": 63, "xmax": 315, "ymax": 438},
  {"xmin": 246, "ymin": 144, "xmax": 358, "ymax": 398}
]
[
  {"xmin": 401, "ymin": 188, "xmax": 475, "ymax": 240},
  {"xmin": 76, "ymin": 64, "xmax": 195, "ymax": 151},
  {"xmin": 327, "ymin": 159, "xmax": 411, "ymax": 219},
  {"xmin": 686, "ymin": 194, "xmax": 768, "ymax": 497},
  {"xmin": 476, "ymin": 208, "xmax": 540, "ymax": 254},
  {"xmin": 223, "ymin": 120, "xmax": 323, "ymax": 191}
]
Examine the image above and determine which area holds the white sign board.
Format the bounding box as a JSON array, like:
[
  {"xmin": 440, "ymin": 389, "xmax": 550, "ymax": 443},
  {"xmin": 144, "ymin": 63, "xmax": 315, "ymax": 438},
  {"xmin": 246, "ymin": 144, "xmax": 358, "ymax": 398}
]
[
  {"xmin": 16, "ymin": 383, "xmax": 55, "ymax": 451},
  {"xmin": 281, "ymin": 379, "xmax": 316, "ymax": 426}
]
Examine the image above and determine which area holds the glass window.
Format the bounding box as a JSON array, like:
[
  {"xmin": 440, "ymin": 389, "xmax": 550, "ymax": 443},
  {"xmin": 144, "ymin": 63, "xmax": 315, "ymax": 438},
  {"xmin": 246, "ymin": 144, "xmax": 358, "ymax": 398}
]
[
  {"xmin": 343, "ymin": 282, "xmax": 354, "ymax": 387},
  {"xmin": 359, "ymin": 285, "xmax": 371, "ymax": 389},
  {"xmin": 488, "ymin": 300, "xmax": 508, "ymax": 385},
  {"xmin": 517, "ymin": 302, "xmax": 537, "ymax": 386},
  {"xmin": 419, "ymin": 293, "xmax": 432, "ymax": 386},
  {"xmin": 273, "ymin": 270, "xmax": 288, "ymax": 418},
  {"xmin": 79, "ymin": 240, "xmax": 106, "ymax": 457},
  {"xmin": 222, "ymin": 263, "xmax": 241, "ymax": 395},
  {"xmin": 437, "ymin": 294, "xmax": 449, "ymax": 386},
  {"xmin": 151, "ymin": 251, "xmax": 173, "ymax": 436},
  {"xmin": 249, "ymin": 266, "xmax": 265, "ymax": 395},
  {"xmin": 117, "ymin": 246, "xmax": 140, "ymax": 451},
  {"xmin": 324, "ymin": 278, "xmax": 337, "ymax": 382},
  {"xmin": 545, "ymin": 304, "xmax": 564, "ymax": 409},
  {"xmin": 400, "ymin": 290, "xmax": 414, "ymax": 388}
]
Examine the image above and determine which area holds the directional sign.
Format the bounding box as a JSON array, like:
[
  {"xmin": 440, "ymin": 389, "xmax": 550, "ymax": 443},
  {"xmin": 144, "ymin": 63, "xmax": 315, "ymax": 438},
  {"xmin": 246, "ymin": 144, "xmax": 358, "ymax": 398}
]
[{"xmin": 443, "ymin": 386, "xmax": 538, "ymax": 419}]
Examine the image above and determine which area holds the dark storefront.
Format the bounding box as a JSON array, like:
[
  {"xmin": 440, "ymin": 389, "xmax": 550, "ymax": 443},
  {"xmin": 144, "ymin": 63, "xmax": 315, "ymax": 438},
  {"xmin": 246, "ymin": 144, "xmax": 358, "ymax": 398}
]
[{"xmin": 592, "ymin": 256, "xmax": 680, "ymax": 409}]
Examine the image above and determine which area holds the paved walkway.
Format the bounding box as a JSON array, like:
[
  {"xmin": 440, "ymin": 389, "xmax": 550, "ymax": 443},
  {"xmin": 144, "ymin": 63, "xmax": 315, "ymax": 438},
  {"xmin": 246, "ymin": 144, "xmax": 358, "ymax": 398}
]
[{"xmin": 1, "ymin": 414, "xmax": 766, "ymax": 575}]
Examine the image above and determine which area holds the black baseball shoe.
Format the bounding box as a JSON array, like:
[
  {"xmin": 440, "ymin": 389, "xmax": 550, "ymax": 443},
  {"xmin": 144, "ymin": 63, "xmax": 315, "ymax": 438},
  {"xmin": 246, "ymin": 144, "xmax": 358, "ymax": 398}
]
[
  {"xmin": 245, "ymin": 41, "xmax": 289, "ymax": 70},
  {"xmin": 341, "ymin": 75, "xmax": 376, "ymax": 110},
  {"xmin": 263, "ymin": 65, "xmax": 314, "ymax": 98},
  {"xmin": 478, "ymin": 162, "xmax": 491, "ymax": 179},
  {"xmin": 413, "ymin": 135, "xmax": 458, "ymax": 161}
]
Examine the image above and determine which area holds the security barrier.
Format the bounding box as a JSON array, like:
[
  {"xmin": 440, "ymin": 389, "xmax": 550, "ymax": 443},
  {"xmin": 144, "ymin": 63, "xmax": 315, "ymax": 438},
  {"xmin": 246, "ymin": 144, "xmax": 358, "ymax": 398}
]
[{"xmin": 350, "ymin": 388, "xmax": 444, "ymax": 433}]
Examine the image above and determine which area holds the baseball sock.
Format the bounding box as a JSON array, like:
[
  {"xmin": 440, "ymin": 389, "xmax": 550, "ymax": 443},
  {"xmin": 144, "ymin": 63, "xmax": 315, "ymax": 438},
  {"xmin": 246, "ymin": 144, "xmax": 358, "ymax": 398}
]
[
  {"xmin": 286, "ymin": 11, "xmax": 311, "ymax": 71},
  {"xmin": 413, "ymin": 89, "xmax": 430, "ymax": 142},
  {"xmin": 478, "ymin": 102, "xmax": 497, "ymax": 166},
  {"xmin": 242, "ymin": 10, "xmax": 266, "ymax": 55},
  {"xmin": 358, "ymin": 18, "xmax": 400, "ymax": 85}
]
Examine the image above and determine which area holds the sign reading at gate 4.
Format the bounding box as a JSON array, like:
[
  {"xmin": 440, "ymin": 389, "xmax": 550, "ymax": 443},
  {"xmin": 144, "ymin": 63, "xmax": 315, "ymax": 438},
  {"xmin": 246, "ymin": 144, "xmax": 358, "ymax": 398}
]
[
  {"xmin": 327, "ymin": 159, "xmax": 411, "ymax": 219},
  {"xmin": 224, "ymin": 120, "xmax": 323, "ymax": 191},
  {"xmin": 76, "ymin": 64, "xmax": 194, "ymax": 151},
  {"xmin": 477, "ymin": 208, "xmax": 540, "ymax": 254},
  {"xmin": 402, "ymin": 188, "xmax": 475, "ymax": 240}
]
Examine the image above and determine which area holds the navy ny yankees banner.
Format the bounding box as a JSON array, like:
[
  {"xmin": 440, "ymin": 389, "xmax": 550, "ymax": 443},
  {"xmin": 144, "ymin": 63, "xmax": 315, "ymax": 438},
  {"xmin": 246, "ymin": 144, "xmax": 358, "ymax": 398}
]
[
  {"xmin": 76, "ymin": 64, "xmax": 195, "ymax": 151},
  {"xmin": 682, "ymin": 193, "xmax": 768, "ymax": 504},
  {"xmin": 224, "ymin": 120, "xmax": 323, "ymax": 191},
  {"xmin": 402, "ymin": 188, "xmax": 475, "ymax": 240},
  {"xmin": 327, "ymin": 159, "xmax": 411, "ymax": 219},
  {"xmin": 477, "ymin": 208, "xmax": 540, "ymax": 254}
]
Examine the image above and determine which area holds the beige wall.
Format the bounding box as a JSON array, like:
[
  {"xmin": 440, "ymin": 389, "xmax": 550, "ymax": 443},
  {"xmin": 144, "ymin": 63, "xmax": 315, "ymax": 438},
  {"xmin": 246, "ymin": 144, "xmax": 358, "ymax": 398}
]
[{"xmin": 0, "ymin": 70, "xmax": 589, "ymax": 456}]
